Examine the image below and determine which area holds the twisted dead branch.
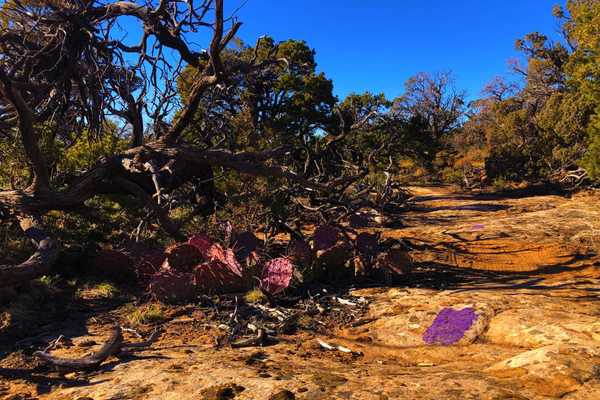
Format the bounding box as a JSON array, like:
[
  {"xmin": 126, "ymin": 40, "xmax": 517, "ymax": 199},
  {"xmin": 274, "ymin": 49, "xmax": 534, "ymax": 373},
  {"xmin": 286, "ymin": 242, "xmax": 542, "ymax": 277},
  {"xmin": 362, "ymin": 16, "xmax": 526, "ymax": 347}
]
[{"xmin": 34, "ymin": 325, "xmax": 161, "ymax": 372}]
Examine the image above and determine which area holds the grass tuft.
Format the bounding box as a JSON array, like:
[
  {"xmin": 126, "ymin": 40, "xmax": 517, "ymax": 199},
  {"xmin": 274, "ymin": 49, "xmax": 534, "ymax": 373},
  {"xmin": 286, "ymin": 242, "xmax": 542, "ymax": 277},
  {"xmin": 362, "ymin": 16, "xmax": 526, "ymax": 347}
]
[
  {"xmin": 244, "ymin": 288, "xmax": 267, "ymax": 304},
  {"xmin": 124, "ymin": 303, "xmax": 166, "ymax": 326}
]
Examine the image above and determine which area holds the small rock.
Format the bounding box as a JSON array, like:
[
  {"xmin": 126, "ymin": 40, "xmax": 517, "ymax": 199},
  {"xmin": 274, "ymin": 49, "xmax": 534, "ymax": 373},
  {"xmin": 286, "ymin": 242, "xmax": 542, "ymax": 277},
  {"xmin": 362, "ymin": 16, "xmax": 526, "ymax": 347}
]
[
  {"xmin": 269, "ymin": 389, "xmax": 296, "ymax": 400},
  {"xmin": 200, "ymin": 383, "xmax": 245, "ymax": 400},
  {"xmin": 75, "ymin": 339, "xmax": 97, "ymax": 348}
]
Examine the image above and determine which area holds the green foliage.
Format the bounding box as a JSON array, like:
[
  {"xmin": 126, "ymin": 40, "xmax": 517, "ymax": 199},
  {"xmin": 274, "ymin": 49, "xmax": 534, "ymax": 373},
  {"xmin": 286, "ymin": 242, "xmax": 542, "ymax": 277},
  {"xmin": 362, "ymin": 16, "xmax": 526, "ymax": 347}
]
[
  {"xmin": 57, "ymin": 126, "xmax": 127, "ymax": 174},
  {"xmin": 564, "ymin": 0, "xmax": 600, "ymax": 178},
  {"xmin": 450, "ymin": 1, "xmax": 600, "ymax": 185},
  {"xmin": 583, "ymin": 108, "xmax": 600, "ymax": 178},
  {"xmin": 176, "ymin": 37, "xmax": 337, "ymax": 151}
]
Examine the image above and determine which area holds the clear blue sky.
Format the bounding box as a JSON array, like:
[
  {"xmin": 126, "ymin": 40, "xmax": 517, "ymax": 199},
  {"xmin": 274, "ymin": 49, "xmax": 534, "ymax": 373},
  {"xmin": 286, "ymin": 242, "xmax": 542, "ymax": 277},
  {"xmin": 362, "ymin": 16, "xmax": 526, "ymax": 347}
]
[{"xmin": 227, "ymin": 0, "xmax": 563, "ymax": 101}]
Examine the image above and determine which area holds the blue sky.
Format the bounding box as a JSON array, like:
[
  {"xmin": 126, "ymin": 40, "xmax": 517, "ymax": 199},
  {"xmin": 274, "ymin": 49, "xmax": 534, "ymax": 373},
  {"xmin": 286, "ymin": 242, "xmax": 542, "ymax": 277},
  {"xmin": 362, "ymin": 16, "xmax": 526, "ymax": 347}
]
[{"xmin": 227, "ymin": 0, "xmax": 563, "ymax": 101}]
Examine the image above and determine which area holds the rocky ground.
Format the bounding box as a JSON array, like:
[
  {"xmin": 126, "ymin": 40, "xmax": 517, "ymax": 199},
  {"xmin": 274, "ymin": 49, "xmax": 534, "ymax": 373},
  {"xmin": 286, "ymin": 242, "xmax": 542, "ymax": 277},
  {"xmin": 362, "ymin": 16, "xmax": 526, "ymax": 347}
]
[{"xmin": 1, "ymin": 186, "xmax": 600, "ymax": 400}]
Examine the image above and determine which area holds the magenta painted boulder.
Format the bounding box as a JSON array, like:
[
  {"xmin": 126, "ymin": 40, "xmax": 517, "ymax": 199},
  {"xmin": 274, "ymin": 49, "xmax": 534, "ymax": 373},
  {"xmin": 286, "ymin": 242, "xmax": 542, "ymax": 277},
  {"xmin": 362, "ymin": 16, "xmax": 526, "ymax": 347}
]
[
  {"xmin": 188, "ymin": 233, "xmax": 213, "ymax": 258},
  {"xmin": 260, "ymin": 257, "xmax": 294, "ymax": 295},
  {"xmin": 194, "ymin": 260, "xmax": 246, "ymax": 294},
  {"xmin": 423, "ymin": 307, "xmax": 478, "ymax": 345},
  {"xmin": 163, "ymin": 243, "xmax": 204, "ymax": 272},
  {"xmin": 148, "ymin": 271, "xmax": 197, "ymax": 303}
]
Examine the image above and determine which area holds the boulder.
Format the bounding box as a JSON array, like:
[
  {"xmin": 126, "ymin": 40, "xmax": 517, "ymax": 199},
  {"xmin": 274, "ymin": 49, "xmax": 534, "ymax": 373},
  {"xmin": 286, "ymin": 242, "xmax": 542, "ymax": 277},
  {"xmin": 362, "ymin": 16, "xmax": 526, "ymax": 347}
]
[
  {"xmin": 485, "ymin": 309, "xmax": 600, "ymax": 348},
  {"xmin": 148, "ymin": 271, "xmax": 197, "ymax": 303},
  {"xmin": 194, "ymin": 261, "xmax": 246, "ymax": 294},
  {"xmin": 163, "ymin": 243, "xmax": 204, "ymax": 272},
  {"xmin": 486, "ymin": 345, "xmax": 600, "ymax": 398},
  {"xmin": 261, "ymin": 258, "xmax": 294, "ymax": 295}
]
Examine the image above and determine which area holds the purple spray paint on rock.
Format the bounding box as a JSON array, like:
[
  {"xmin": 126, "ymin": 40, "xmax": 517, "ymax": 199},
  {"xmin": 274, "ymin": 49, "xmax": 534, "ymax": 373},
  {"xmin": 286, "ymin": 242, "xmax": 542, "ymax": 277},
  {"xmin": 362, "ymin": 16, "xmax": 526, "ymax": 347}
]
[{"xmin": 423, "ymin": 307, "xmax": 478, "ymax": 345}]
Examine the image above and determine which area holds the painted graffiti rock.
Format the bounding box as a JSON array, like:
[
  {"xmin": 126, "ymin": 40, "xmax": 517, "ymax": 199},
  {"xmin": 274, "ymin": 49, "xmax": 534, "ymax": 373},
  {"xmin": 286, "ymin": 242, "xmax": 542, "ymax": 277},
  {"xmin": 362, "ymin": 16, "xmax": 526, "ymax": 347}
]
[
  {"xmin": 423, "ymin": 307, "xmax": 478, "ymax": 345},
  {"xmin": 260, "ymin": 257, "xmax": 294, "ymax": 295},
  {"xmin": 148, "ymin": 271, "xmax": 197, "ymax": 303},
  {"xmin": 349, "ymin": 291, "xmax": 493, "ymax": 348},
  {"xmin": 194, "ymin": 260, "xmax": 246, "ymax": 294},
  {"xmin": 188, "ymin": 233, "xmax": 213, "ymax": 258},
  {"xmin": 164, "ymin": 243, "xmax": 204, "ymax": 272}
]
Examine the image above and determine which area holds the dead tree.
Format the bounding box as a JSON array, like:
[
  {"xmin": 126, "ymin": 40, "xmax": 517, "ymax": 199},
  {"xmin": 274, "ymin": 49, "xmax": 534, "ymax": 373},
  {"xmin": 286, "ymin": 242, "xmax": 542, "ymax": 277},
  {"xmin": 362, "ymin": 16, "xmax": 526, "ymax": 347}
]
[{"xmin": 0, "ymin": 0, "xmax": 371, "ymax": 287}]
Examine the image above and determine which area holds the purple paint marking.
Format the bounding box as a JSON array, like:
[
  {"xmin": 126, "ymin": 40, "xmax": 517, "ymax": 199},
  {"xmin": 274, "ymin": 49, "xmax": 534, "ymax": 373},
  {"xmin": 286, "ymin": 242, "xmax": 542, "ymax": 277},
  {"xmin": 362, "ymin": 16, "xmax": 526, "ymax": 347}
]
[
  {"xmin": 470, "ymin": 224, "xmax": 485, "ymax": 231},
  {"xmin": 423, "ymin": 307, "xmax": 478, "ymax": 345}
]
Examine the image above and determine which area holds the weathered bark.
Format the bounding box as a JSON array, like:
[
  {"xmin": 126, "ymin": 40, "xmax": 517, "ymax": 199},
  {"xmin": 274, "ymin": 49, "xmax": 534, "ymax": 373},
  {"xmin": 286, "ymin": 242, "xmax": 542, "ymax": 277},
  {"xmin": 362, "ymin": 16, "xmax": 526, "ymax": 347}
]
[
  {"xmin": 34, "ymin": 325, "xmax": 161, "ymax": 372},
  {"xmin": 34, "ymin": 326, "xmax": 123, "ymax": 372}
]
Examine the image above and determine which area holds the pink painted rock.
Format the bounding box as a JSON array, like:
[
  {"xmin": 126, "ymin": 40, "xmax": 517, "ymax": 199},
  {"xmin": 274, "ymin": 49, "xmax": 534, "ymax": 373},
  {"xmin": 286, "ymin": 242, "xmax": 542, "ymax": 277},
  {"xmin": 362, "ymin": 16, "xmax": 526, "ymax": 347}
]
[
  {"xmin": 355, "ymin": 232, "xmax": 380, "ymax": 255},
  {"xmin": 205, "ymin": 243, "xmax": 243, "ymax": 277},
  {"xmin": 260, "ymin": 258, "xmax": 294, "ymax": 295},
  {"xmin": 194, "ymin": 261, "xmax": 246, "ymax": 294},
  {"xmin": 188, "ymin": 233, "xmax": 213, "ymax": 258},
  {"xmin": 89, "ymin": 249, "xmax": 136, "ymax": 283},
  {"xmin": 313, "ymin": 224, "xmax": 340, "ymax": 251},
  {"xmin": 148, "ymin": 271, "xmax": 197, "ymax": 303},
  {"xmin": 163, "ymin": 243, "xmax": 204, "ymax": 272}
]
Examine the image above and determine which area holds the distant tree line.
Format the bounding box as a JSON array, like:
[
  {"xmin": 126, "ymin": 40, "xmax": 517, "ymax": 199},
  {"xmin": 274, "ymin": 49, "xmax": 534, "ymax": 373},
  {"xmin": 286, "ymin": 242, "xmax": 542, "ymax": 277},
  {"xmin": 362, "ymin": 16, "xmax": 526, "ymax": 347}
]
[{"xmin": 173, "ymin": 0, "xmax": 600, "ymax": 190}]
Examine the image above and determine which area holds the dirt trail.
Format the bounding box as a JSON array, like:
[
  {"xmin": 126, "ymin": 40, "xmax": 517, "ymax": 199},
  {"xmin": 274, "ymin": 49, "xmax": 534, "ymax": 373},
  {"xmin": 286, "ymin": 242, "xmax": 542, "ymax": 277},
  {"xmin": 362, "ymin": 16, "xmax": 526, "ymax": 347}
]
[{"xmin": 2, "ymin": 187, "xmax": 600, "ymax": 400}]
